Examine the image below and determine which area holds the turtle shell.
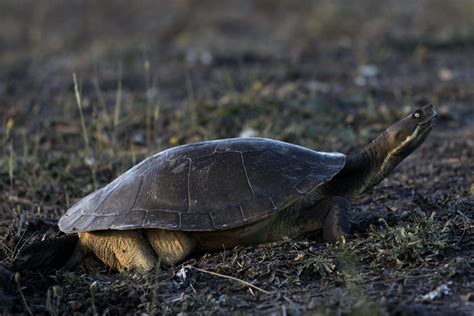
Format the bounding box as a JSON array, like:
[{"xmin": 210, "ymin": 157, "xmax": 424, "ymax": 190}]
[{"xmin": 59, "ymin": 138, "xmax": 345, "ymax": 233}]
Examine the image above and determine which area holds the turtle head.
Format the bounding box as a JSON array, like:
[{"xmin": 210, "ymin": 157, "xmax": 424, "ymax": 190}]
[
  {"xmin": 332, "ymin": 104, "xmax": 437, "ymax": 198},
  {"xmin": 377, "ymin": 104, "xmax": 437, "ymax": 159},
  {"xmin": 360, "ymin": 104, "xmax": 437, "ymax": 193}
]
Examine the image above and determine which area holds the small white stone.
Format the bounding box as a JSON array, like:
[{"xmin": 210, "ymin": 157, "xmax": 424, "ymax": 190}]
[
  {"xmin": 200, "ymin": 51, "xmax": 213, "ymax": 65},
  {"xmin": 438, "ymin": 67, "xmax": 454, "ymax": 81},
  {"xmin": 418, "ymin": 282, "xmax": 452, "ymax": 301},
  {"xmin": 176, "ymin": 266, "xmax": 188, "ymax": 280},
  {"xmin": 358, "ymin": 64, "xmax": 379, "ymax": 77}
]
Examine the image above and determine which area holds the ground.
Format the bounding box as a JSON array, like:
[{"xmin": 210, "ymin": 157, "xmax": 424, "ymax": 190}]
[{"xmin": 0, "ymin": 1, "xmax": 473, "ymax": 315}]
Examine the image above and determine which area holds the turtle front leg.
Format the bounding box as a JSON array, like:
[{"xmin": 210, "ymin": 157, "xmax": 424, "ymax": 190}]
[{"xmin": 323, "ymin": 196, "xmax": 351, "ymax": 243}]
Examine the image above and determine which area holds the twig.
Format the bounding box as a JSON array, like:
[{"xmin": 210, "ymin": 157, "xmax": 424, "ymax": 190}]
[
  {"xmin": 73, "ymin": 73, "xmax": 90, "ymax": 153},
  {"xmin": 185, "ymin": 265, "xmax": 272, "ymax": 295},
  {"xmin": 113, "ymin": 62, "xmax": 123, "ymax": 148},
  {"xmin": 0, "ymin": 230, "xmax": 38, "ymax": 264},
  {"xmin": 73, "ymin": 73, "xmax": 98, "ymax": 189},
  {"xmin": 8, "ymin": 141, "xmax": 14, "ymax": 194},
  {"xmin": 15, "ymin": 273, "xmax": 33, "ymax": 316},
  {"xmin": 7, "ymin": 195, "xmax": 33, "ymax": 206},
  {"xmin": 12, "ymin": 231, "xmax": 37, "ymax": 263},
  {"xmin": 185, "ymin": 71, "xmax": 197, "ymax": 132},
  {"xmin": 90, "ymin": 281, "xmax": 98, "ymax": 316}
]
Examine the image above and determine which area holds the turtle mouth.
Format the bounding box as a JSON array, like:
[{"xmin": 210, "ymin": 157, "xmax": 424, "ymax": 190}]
[
  {"xmin": 418, "ymin": 119, "xmax": 433, "ymax": 127},
  {"xmin": 414, "ymin": 122, "xmax": 433, "ymax": 143},
  {"xmin": 417, "ymin": 121, "xmax": 433, "ymax": 136},
  {"xmin": 418, "ymin": 108, "xmax": 438, "ymax": 127}
]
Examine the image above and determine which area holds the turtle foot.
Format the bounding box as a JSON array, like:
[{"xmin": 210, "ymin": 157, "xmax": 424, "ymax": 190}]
[{"xmin": 323, "ymin": 196, "xmax": 351, "ymax": 243}]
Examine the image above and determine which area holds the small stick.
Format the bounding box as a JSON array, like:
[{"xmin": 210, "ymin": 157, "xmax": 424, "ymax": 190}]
[
  {"xmin": 113, "ymin": 62, "xmax": 123, "ymax": 148},
  {"xmin": 15, "ymin": 273, "xmax": 33, "ymax": 316},
  {"xmin": 8, "ymin": 141, "xmax": 14, "ymax": 194},
  {"xmin": 73, "ymin": 73, "xmax": 90, "ymax": 153},
  {"xmin": 185, "ymin": 265, "xmax": 272, "ymax": 295}
]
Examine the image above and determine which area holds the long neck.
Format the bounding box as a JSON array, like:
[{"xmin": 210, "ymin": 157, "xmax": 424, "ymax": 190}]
[{"xmin": 327, "ymin": 139, "xmax": 403, "ymax": 199}]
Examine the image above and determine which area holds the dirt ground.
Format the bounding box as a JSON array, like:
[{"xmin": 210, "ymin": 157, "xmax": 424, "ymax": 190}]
[{"xmin": 0, "ymin": 1, "xmax": 473, "ymax": 315}]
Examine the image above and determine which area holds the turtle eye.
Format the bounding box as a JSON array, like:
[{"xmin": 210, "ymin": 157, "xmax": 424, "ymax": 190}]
[{"xmin": 412, "ymin": 110, "xmax": 424, "ymax": 119}]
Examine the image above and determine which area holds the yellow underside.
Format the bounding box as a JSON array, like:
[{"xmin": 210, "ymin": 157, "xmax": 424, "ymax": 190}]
[{"xmin": 78, "ymin": 216, "xmax": 276, "ymax": 272}]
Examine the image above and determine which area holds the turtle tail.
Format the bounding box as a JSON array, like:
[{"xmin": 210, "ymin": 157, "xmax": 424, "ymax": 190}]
[{"xmin": 14, "ymin": 234, "xmax": 82, "ymax": 271}]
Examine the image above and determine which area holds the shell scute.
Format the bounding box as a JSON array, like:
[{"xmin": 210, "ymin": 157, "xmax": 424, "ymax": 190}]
[
  {"xmin": 240, "ymin": 196, "xmax": 276, "ymax": 221},
  {"xmin": 142, "ymin": 210, "xmax": 180, "ymax": 229},
  {"xmin": 181, "ymin": 212, "xmax": 213, "ymax": 230},
  {"xmin": 211, "ymin": 207, "xmax": 244, "ymax": 230},
  {"xmin": 137, "ymin": 162, "xmax": 189, "ymax": 211},
  {"xmin": 110, "ymin": 209, "xmax": 147, "ymax": 230},
  {"xmin": 188, "ymin": 152, "xmax": 253, "ymax": 211}
]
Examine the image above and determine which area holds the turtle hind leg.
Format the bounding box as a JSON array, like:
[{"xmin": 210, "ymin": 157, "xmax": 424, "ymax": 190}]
[
  {"xmin": 323, "ymin": 196, "xmax": 351, "ymax": 243},
  {"xmin": 79, "ymin": 230, "xmax": 157, "ymax": 272},
  {"xmin": 145, "ymin": 229, "xmax": 196, "ymax": 266}
]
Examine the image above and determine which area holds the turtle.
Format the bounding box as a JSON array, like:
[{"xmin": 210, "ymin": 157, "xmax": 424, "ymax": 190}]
[{"xmin": 56, "ymin": 104, "xmax": 437, "ymax": 272}]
